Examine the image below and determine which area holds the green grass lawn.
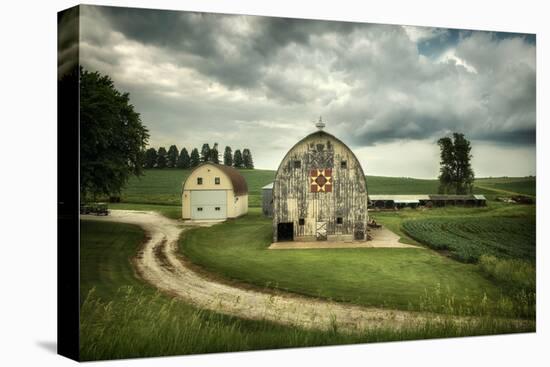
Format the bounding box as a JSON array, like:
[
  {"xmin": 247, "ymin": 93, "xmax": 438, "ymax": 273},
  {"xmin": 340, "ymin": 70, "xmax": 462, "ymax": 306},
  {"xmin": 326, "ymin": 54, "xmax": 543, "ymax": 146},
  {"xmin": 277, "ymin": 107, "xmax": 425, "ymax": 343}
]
[
  {"xmin": 80, "ymin": 221, "xmax": 147, "ymax": 302},
  {"xmin": 80, "ymin": 220, "xmax": 532, "ymax": 360},
  {"xmin": 179, "ymin": 208, "xmax": 533, "ymax": 317}
]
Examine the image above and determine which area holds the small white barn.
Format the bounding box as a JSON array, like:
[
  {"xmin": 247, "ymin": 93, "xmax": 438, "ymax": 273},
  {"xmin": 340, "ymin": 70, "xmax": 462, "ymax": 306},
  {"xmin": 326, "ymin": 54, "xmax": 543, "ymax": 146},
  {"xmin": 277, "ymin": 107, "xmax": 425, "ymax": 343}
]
[{"xmin": 181, "ymin": 163, "xmax": 248, "ymax": 220}]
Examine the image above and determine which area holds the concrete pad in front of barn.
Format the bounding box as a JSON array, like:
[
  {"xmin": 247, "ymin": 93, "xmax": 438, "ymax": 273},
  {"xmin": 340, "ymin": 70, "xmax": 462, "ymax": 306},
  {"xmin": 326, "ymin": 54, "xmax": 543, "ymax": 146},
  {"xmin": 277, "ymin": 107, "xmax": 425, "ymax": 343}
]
[{"xmin": 268, "ymin": 227, "xmax": 422, "ymax": 250}]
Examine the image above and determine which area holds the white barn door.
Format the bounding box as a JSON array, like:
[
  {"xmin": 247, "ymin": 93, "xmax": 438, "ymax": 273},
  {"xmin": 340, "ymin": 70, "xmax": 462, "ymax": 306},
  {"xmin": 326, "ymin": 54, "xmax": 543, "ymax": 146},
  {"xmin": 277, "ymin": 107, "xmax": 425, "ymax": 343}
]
[
  {"xmin": 316, "ymin": 221, "xmax": 327, "ymax": 241},
  {"xmin": 191, "ymin": 190, "xmax": 227, "ymax": 220}
]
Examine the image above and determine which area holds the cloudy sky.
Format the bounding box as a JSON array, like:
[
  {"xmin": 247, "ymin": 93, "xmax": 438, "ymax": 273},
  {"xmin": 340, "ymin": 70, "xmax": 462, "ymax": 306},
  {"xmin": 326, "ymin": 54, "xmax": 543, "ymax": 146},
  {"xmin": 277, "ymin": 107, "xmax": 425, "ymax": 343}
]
[{"xmin": 78, "ymin": 5, "xmax": 536, "ymax": 178}]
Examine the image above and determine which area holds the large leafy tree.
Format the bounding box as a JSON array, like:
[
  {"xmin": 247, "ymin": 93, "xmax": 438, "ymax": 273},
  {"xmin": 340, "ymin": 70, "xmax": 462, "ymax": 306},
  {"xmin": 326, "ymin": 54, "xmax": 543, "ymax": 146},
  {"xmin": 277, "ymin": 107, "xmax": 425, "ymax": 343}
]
[
  {"xmin": 437, "ymin": 133, "xmax": 475, "ymax": 194},
  {"xmin": 233, "ymin": 149, "xmax": 244, "ymax": 168},
  {"xmin": 167, "ymin": 145, "xmax": 179, "ymax": 168},
  {"xmin": 242, "ymin": 148, "xmax": 254, "ymax": 169},
  {"xmin": 80, "ymin": 68, "xmax": 149, "ymax": 200},
  {"xmin": 223, "ymin": 146, "xmax": 233, "ymax": 166},
  {"xmin": 157, "ymin": 147, "xmax": 167, "ymax": 169},
  {"xmin": 190, "ymin": 148, "xmax": 201, "ymax": 167},
  {"xmin": 143, "ymin": 147, "xmax": 157, "ymax": 169},
  {"xmin": 177, "ymin": 147, "xmax": 190, "ymax": 169}
]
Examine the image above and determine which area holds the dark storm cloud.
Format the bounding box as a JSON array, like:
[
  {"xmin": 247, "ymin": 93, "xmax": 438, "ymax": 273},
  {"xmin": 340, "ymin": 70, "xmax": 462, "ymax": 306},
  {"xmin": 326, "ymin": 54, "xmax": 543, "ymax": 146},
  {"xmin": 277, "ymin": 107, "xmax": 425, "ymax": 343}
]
[
  {"xmin": 78, "ymin": 5, "xmax": 536, "ymax": 175},
  {"xmin": 100, "ymin": 6, "xmax": 358, "ymax": 55},
  {"xmin": 96, "ymin": 6, "xmax": 361, "ymax": 93}
]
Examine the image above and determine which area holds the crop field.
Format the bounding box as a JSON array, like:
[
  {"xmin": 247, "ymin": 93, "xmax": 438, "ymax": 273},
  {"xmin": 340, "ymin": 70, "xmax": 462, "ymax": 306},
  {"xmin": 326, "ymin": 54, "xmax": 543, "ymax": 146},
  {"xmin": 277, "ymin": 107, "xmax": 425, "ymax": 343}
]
[{"xmin": 402, "ymin": 216, "xmax": 536, "ymax": 263}]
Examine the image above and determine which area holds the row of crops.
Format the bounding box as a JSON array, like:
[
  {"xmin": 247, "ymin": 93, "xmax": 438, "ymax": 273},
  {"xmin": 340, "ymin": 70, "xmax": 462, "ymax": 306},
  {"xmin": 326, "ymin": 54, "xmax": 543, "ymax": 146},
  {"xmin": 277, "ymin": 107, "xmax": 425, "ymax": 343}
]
[{"xmin": 401, "ymin": 216, "xmax": 536, "ymax": 263}]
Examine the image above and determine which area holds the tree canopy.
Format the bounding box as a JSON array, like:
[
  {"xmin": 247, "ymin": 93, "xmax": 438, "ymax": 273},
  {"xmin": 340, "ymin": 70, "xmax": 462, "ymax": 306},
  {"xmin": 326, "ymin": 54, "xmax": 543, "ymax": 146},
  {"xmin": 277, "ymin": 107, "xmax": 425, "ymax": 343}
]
[
  {"xmin": 223, "ymin": 146, "xmax": 233, "ymax": 166},
  {"xmin": 144, "ymin": 147, "xmax": 157, "ymax": 169},
  {"xmin": 233, "ymin": 149, "xmax": 244, "ymax": 168},
  {"xmin": 210, "ymin": 142, "xmax": 220, "ymax": 164},
  {"xmin": 190, "ymin": 148, "xmax": 200, "ymax": 167},
  {"xmin": 167, "ymin": 145, "xmax": 179, "ymax": 168},
  {"xmin": 177, "ymin": 147, "xmax": 190, "ymax": 169},
  {"xmin": 157, "ymin": 147, "xmax": 167, "ymax": 169},
  {"xmin": 79, "ymin": 68, "xmax": 149, "ymax": 200},
  {"xmin": 242, "ymin": 148, "xmax": 254, "ymax": 169},
  {"xmin": 200, "ymin": 143, "xmax": 211, "ymax": 163},
  {"xmin": 437, "ymin": 133, "xmax": 475, "ymax": 194}
]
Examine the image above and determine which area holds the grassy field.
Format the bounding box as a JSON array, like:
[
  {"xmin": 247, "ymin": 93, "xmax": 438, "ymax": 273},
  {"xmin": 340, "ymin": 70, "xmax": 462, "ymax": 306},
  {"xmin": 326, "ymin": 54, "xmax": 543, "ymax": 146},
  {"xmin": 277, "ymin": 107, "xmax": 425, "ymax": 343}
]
[
  {"xmin": 179, "ymin": 207, "xmax": 534, "ymax": 318},
  {"xmin": 475, "ymin": 177, "xmax": 536, "ymax": 197},
  {"xmin": 112, "ymin": 169, "xmax": 534, "ymax": 210},
  {"xmin": 80, "ymin": 220, "xmax": 532, "ymax": 361}
]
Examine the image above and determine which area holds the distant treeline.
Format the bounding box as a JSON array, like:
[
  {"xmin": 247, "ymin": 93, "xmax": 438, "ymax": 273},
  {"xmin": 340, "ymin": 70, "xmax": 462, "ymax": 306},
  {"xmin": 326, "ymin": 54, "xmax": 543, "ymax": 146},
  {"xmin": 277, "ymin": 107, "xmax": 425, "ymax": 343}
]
[{"xmin": 143, "ymin": 143, "xmax": 254, "ymax": 169}]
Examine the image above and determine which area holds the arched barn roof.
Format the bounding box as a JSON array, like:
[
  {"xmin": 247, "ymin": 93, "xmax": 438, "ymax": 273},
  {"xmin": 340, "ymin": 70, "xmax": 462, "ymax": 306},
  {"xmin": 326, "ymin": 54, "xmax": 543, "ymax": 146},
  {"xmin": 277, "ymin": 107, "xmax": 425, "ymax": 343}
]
[
  {"xmin": 216, "ymin": 164, "xmax": 249, "ymax": 195},
  {"xmin": 275, "ymin": 130, "xmax": 367, "ymax": 184},
  {"xmin": 183, "ymin": 163, "xmax": 248, "ymax": 196}
]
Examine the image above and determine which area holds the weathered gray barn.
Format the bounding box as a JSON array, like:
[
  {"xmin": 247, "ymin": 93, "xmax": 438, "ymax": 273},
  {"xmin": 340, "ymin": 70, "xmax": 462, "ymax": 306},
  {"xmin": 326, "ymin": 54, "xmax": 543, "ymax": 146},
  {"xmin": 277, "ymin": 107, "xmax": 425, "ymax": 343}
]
[{"xmin": 272, "ymin": 123, "xmax": 368, "ymax": 242}]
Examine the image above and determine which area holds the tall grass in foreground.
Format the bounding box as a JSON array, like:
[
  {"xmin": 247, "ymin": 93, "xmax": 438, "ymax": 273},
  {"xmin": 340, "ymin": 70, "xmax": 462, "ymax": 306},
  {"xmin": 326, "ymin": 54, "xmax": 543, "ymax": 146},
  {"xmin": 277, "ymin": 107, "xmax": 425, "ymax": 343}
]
[
  {"xmin": 479, "ymin": 255, "xmax": 536, "ymax": 291},
  {"xmin": 80, "ymin": 286, "xmax": 534, "ymax": 361},
  {"xmin": 414, "ymin": 282, "xmax": 535, "ymax": 319}
]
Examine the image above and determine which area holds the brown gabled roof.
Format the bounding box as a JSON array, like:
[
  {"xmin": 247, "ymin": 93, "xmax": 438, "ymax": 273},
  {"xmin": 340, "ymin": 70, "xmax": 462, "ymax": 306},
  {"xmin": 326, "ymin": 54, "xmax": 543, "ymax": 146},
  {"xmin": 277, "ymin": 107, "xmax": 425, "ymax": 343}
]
[{"xmin": 215, "ymin": 164, "xmax": 248, "ymax": 196}]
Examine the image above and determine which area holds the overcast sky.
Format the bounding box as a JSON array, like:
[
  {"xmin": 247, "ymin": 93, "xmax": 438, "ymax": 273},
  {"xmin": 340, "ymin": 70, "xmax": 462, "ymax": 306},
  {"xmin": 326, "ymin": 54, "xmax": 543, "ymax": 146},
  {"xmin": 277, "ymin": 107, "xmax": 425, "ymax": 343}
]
[{"xmin": 78, "ymin": 5, "xmax": 536, "ymax": 178}]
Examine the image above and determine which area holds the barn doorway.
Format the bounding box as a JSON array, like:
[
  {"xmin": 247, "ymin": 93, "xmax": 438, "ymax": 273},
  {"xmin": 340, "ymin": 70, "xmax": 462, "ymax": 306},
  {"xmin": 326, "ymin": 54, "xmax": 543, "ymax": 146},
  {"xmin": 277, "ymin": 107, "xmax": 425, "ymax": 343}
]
[
  {"xmin": 277, "ymin": 222, "xmax": 294, "ymax": 241},
  {"xmin": 316, "ymin": 221, "xmax": 327, "ymax": 241}
]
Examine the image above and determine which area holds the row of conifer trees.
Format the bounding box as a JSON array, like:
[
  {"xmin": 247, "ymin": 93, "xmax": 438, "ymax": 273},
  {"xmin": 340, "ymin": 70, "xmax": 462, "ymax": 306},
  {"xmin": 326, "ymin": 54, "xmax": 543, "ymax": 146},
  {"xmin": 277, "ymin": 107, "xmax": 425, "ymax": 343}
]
[{"xmin": 143, "ymin": 143, "xmax": 254, "ymax": 169}]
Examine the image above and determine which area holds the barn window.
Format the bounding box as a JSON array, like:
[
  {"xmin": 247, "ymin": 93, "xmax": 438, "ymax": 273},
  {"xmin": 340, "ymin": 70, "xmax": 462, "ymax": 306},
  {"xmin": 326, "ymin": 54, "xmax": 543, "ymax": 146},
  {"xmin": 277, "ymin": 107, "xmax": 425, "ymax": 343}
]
[
  {"xmin": 299, "ymin": 218, "xmax": 305, "ymax": 225},
  {"xmin": 197, "ymin": 177, "xmax": 203, "ymax": 185},
  {"xmin": 197, "ymin": 207, "xmax": 203, "ymax": 211},
  {"xmin": 340, "ymin": 160, "xmax": 347, "ymax": 169},
  {"xmin": 215, "ymin": 177, "xmax": 220, "ymax": 185},
  {"xmin": 293, "ymin": 160, "xmax": 301, "ymax": 169},
  {"xmin": 215, "ymin": 207, "xmax": 220, "ymax": 211},
  {"xmin": 336, "ymin": 217, "xmax": 343, "ymax": 224}
]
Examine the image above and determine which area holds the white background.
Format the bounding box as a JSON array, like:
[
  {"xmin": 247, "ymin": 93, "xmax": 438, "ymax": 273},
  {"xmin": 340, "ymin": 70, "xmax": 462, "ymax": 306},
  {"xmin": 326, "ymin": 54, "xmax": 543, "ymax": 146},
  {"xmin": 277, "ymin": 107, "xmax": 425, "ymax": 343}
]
[{"xmin": 0, "ymin": 0, "xmax": 547, "ymax": 365}]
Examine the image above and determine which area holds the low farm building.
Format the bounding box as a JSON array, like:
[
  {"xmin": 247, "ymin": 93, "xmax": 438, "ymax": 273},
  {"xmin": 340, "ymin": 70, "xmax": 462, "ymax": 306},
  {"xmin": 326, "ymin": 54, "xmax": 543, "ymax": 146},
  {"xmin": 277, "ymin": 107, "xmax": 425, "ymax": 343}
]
[
  {"xmin": 261, "ymin": 182, "xmax": 274, "ymax": 217},
  {"xmin": 271, "ymin": 123, "xmax": 368, "ymax": 242},
  {"xmin": 368, "ymin": 194, "xmax": 487, "ymax": 209},
  {"xmin": 181, "ymin": 163, "xmax": 248, "ymax": 220}
]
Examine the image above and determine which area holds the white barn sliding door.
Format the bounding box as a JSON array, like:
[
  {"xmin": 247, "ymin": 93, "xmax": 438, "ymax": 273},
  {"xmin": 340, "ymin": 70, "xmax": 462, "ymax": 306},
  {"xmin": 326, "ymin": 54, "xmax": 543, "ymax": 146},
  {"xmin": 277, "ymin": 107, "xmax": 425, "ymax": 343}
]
[{"xmin": 191, "ymin": 190, "xmax": 227, "ymax": 219}]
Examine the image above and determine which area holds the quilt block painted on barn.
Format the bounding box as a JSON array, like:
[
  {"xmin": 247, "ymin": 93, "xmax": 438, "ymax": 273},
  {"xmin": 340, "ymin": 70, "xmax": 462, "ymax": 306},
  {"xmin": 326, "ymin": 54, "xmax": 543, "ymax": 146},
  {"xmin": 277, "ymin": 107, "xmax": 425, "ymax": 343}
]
[{"xmin": 310, "ymin": 169, "xmax": 333, "ymax": 192}]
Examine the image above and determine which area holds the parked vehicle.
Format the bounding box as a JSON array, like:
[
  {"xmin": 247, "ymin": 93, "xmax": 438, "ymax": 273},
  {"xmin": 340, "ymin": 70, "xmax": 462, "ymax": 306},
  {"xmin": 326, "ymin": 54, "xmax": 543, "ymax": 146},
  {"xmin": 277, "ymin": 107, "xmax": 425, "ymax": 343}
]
[{"xmin": 80, "ymin": 202, "xmax": 109, "ymax": 216}]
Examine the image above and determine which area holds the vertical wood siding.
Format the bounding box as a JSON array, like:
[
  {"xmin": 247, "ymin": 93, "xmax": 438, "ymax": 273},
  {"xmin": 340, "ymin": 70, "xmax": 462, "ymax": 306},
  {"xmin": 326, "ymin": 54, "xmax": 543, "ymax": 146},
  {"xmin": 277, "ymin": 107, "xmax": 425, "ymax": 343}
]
[{"xmin": 272, "ymin": 131, "xmax": 368, "ymax": 242}]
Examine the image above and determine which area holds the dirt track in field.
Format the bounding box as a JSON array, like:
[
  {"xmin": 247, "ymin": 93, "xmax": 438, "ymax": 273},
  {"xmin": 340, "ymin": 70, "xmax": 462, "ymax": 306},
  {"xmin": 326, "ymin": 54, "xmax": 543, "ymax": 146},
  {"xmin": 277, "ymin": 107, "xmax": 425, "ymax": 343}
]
[{"xmin": 82, "ymin": 210, "xmax": 529, "ymax": 333}]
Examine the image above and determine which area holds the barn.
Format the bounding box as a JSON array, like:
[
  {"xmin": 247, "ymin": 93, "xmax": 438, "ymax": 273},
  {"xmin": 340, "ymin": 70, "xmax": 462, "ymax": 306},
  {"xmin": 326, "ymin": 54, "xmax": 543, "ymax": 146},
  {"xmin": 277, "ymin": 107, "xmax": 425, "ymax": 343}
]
[
  {"xmin": 181, "ymin": 163, "xmax": 248, "ymax": 220},
  {"xmin": 272, "ymin": 121, "xmax": 368, "ymax": 242}
]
